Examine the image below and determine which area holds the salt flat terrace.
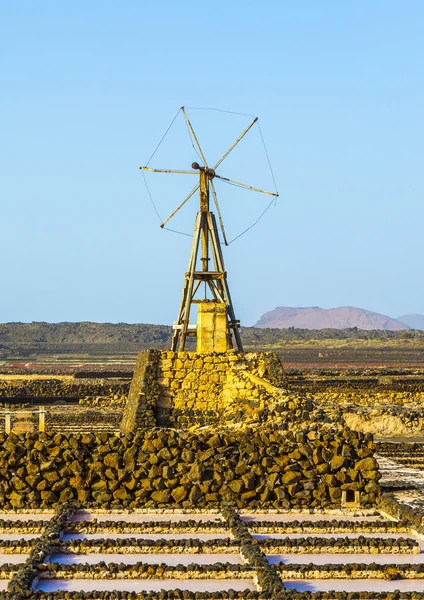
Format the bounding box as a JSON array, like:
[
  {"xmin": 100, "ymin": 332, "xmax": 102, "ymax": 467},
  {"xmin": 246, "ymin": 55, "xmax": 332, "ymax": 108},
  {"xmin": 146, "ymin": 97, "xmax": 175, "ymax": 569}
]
[
  {"xmin": 71, "ymin": 510, "xmax": 224, "ymax": 522},
  {"xmin": 36, "ymin": 578, "xmax": 258, "ymax": 593},
  {"xmin": 62, "ymin": 532, "xmax": 232, "ymax": 541},
  {"xmin": 49, "ymin": 552, "xmax": 245, "ymax": 565},
  {"xmin": 284, "ymin": 580, "xmax": 424, "ymax": 592},
  {"xmin": 0, "ymin": 508, "xmax": 424, "ymax": 597},
  {"xmin": 377, "ymin": 441, "xmax": 424, "ymax": 514}
]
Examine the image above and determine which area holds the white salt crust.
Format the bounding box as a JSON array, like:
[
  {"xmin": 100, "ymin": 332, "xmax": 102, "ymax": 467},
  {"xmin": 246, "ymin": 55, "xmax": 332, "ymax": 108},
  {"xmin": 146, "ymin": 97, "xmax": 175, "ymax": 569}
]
[
  {"xmin": 242, "ymin": 513, "xmax": 384, "ymax": 523},
  {"xmin": 62, "ymin": 533, "xmax": 231, "ymax": 541},
  {"xmin": 72, "ymin": 512, "xmax": 223, "ymax": 523},
  {"xmin": 284, "ymin": 580, "xmax": 424, "ymax": 592},
  {"xmin": 0, "ymin": 554, "xmax": 28, "ymax": 564},
  {"xmin": 268, "ymin": 553, "xmax": 424, "ymax": 565},
  {"xmin": 49, "ymin": 553, "xmax": 244, "ymax": 565},
  {"xmin": 0, "ymin": 513, "xmax": 52, "ymax": 521},
  {"xmin": 254, "ymin": 533, "xmax": 420, "ymax": 540},
  {"xmin": 36, "ymin": 578, "xmax": 257, "ymax": 592},
  {"xmin": 0, "ymin": 534, "xmax": 40, "ymax": 541}
]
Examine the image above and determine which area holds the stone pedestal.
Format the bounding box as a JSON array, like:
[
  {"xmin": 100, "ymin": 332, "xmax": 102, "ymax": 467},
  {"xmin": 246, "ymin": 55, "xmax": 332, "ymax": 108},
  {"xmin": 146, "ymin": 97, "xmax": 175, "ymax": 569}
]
[{"xmin": 196, "ymin": 301, "xmax": 228, "ymax": 353}]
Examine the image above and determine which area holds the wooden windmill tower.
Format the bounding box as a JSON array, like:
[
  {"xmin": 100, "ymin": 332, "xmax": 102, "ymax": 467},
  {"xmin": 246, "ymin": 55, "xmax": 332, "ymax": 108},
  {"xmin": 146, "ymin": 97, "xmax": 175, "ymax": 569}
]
[{"xmin": 140, "ymin": 108, "xmax": 278, "ymax": 353}]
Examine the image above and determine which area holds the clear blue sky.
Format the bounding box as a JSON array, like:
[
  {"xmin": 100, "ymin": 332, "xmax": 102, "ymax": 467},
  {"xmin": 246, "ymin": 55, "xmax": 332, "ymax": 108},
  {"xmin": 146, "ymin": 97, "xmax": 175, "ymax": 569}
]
[{"xmin": 1, "ymin": 1, "xmax": 423, "ymax": 326}]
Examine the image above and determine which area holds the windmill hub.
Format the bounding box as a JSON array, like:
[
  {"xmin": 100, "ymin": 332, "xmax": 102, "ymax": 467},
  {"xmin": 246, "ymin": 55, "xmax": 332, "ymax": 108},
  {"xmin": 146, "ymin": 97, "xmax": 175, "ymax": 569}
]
[{"xmin": 191, "ymin": 162, "xmax": 215, "ymax": 179}]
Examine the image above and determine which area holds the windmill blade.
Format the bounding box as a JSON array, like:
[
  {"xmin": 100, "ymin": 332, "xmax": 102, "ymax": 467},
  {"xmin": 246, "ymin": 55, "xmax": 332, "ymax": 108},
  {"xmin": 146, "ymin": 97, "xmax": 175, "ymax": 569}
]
[
  {"xmin": 181, "ymin": 108, "xmax": 208, "ymax": 167},
  {"xmin": 160, "ymin": 182, "xmax": 200, "ymax": 228},
  {"xmin": 213, "ymin": 117, "xmax": 258, "ymax": 171},
  {"xmin": 140, "ymin": 167, "xmax": 197, "ymax": 175},
  {"xmin": 210, "ymin": 180, "xmax": 228, "ymax": 246},
  {"xmin": 214, "ymin": 174, "xmax": 278, "ymax": 197}
]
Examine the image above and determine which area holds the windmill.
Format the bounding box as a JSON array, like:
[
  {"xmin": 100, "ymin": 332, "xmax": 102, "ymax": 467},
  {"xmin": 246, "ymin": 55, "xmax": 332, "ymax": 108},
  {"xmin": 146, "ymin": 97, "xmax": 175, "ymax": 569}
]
[{"xmin": 140, "ymin": 107, "xmax": 278, "ymax": 353}]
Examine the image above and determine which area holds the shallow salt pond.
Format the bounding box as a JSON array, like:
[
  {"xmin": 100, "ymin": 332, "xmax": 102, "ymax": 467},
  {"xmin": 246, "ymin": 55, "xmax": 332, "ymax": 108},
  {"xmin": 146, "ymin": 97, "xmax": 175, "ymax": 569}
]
[
  {"xmin": 242, "ymin": 513, "xmax": 382, "ymax": 523},
  {"xmin": 254, "ymin": 532, "xmax": 418, "ymax": 540},
  {"xmin": 268, "ymin": 553, "xmax": 424, "ymax": 565},
  {"xmin": 0, "ymin": 533, "xmax": 40, "ymax": 541},
  {"xmin": 284, "ymin": 580, "xmax": 424, "ymax": 592},
  {"xmin": 49, "ymin": 553, "xmax": 244, "ymax": 565},
  {"xmin": 0, "ymin": 513, "xmax": 52, "ymax": 522},
  {"xmin": 63, "ymin": 533, "xmax": 231, "ymax": 541},
  {"xmin": 72, "ymin": 512, "xmax": 223, "ymax": 523},
  {"xmin": 36, "ymin": 578, "xmax": 256, "ymax": 592},
  {"xmin": 0, "ymin": 554, "xmax": 28, "ymax": 564},
  {"xmin": 0, "ymin": 582, "xmax": 8, "ymax": 591}
]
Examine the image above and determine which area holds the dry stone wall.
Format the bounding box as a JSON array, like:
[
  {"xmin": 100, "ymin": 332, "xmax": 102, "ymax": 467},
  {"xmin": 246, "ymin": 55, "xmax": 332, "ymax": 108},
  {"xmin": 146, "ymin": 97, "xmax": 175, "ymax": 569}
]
[
  {"xmin": 121, "ymin": 350, "xmax": 299, "ymax": 431},
  {"xmin": 0, "ymin": 425, "xmax": 379, "ymax": 510},
  {"xmin": 120, "ymin": 350, "xmax": 159, "ymax": 432},
  {"xmin": 0, "ymin": 379, "xmax": 128, "ymax": 401}
]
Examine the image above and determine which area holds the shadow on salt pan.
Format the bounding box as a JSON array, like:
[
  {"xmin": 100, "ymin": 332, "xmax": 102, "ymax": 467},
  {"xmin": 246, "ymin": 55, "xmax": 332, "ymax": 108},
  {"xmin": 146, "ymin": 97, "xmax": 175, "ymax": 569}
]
[{"xmin": 36, "ymin": 579, "xmax": 257, "ymax": 592}]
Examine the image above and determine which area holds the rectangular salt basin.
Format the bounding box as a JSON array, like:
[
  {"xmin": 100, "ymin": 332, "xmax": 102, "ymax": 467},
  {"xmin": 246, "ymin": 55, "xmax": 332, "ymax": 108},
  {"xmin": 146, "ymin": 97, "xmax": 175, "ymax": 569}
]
[
  {"xmin": 242, "ymin": 513, "xmax": 382, "ymax": 523},
  {"xmin": 0, "ymin": 554, "xmax": 28, "ymax": 564},
  {"xmin": 0, "ymin": 534, "xmax": 40, "ymax": 541},
  {"xmin": 269, "ymin": 553, "xmax": 424, "ymax": 565},
  {"xmin": 37, "ymin": 579, "xmax": 257, "ymax": 592},
  {"xmin": 284, "ymin": 580, "xmax": 424, "ymax": 592},
  {"xmin": 72, "ymin": 512, "xmax": 223, "ymax": 523},
  {"xmin": 0, "ymin": 513, "xmax": 52, "ymax": 522},
  {"xmin": 63, "ymin": 533, "xmax": 231, "ymax": 541},
  {"xmin": 0, "ymin": 582, "xmax": 7, "ymax": 592},
  {"xmin": 49, "ymin": 553, "xmax": 244, "ymax": 565},
  {"xmin": 254, "ymin": 533, "xmax": 418, "ymax": 540}
]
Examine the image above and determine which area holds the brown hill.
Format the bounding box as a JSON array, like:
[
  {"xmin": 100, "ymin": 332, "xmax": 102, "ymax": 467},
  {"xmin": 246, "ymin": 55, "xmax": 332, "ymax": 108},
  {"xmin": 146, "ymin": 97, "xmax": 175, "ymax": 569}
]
[{"xmin": 254, "ymin": 306, "xmax": 410, "ymax": 331}]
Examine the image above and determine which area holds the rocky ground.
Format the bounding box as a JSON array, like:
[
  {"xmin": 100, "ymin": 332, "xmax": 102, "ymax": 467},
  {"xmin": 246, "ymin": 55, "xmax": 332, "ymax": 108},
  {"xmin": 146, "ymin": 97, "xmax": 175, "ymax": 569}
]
[{"xmin": 0, "ymin": 361, "xmax": 422, "ymax": 596}]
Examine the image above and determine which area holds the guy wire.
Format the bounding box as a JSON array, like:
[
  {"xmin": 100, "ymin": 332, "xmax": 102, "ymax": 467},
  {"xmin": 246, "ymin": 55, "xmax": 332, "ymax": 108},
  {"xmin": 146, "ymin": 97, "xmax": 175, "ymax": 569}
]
[
  {"xmin": 257, "ymin": 121, "xmax": 279, "ymax": 198},
  {"xmin": 141, "ymin": 169, "xmax": 163, "ymax": 222},
  {"xmin": 146, "ymin": 108, "xmax": 181, "ymax": 166},
  {"xmin": 163, "ymin": 227, "xmax": 193, "ymax": 238},
  {"xmin": 227, "ymin": 196, "xmax": 276, "ymax": 245},
  {"xmin": 142, "ymin": 169, "xmax": 192, "ymax": 237},
  {"xmin": 185, "ymin": 107, "xmax": 256, "ymax": 119}
]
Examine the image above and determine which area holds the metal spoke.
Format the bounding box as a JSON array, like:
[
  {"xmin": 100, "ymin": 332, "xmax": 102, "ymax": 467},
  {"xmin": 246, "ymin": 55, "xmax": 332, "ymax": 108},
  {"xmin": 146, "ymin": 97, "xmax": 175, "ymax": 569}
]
[
  {"xmin": 181, "ymin": 108, "xmax": 208, "ymax": 167},
  {"xmin": 213, "ymin": 117, "xmax": 258, "ymax": 170},
  {"xmin": 210, "ymin": 180, "xmax": 228, "ymax": 245},
  {"xmin": 140, "ymin": 167, "xmax": 197, "ymax": 175},
  {"xmin": 215, "ymin": 174, "xmax": 278, "ymax": 197},
  {"xmin": 160, "ymin": 182, "xmax": 200, "ymax": 228}
]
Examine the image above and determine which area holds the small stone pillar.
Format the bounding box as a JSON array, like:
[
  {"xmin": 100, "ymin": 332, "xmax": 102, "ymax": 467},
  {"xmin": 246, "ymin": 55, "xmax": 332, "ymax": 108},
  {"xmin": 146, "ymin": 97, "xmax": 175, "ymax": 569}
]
[{"xmin": 196, "ymin": 301, "xmax": 228, "ymax": 353}]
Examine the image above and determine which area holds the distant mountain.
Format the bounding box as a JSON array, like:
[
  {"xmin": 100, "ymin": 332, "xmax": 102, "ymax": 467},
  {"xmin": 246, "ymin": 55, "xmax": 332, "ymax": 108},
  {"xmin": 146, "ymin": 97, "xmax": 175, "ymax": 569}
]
[
  {"xmin": 254, "ymin": 306, "xmax": 410, "ymax": 331},
  {"xmin": 397, "ymin": 314, "xmax": 424, "ymax": 331}
]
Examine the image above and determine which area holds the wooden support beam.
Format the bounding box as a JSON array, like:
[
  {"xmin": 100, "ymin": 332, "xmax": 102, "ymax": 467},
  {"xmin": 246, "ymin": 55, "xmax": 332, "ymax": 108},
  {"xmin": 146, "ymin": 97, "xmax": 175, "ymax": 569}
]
[{"xmin": 171, "ymin": 169, "xmax": 243, "ymax": 352}]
